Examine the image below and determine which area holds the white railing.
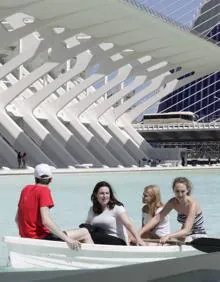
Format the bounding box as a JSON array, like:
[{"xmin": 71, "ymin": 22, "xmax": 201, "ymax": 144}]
[{"xmin": 133, "ymin": 122, "xmax": 220, "ymax": 131}]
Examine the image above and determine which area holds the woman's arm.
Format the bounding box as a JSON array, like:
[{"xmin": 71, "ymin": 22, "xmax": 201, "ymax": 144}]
[
  {"xmin": 85, "ymin": 207, "xmax": 93, "ymax": 224},
  {"xmin": 142, "ymin": 205, "xmax": 148, "ymax": 227},
  {"xmin": 140, "ymin": 199, "xmax": 173, "ymax": 238},
  {"xmin": 119, "ymin": 212, "xmax": 145, "ymax": 246},
  {"xmin": 160, "ymin": 200, "xmax": 197, "ymax": 243}
]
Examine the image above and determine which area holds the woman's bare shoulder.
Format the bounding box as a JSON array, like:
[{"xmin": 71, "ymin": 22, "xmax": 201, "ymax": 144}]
[{"xmin": 188, "ymin": 197, "xmax": 200, "ymax": 209}]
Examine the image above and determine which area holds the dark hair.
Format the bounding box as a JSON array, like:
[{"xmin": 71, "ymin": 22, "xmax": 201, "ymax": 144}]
[
  {"xmin": 172, "ymin": 177, "xmax": 192, "ymax": 196},
  {"xmin": 91, "ymin": 181, "xmax": 123, "ymax": 214},
  {"xmin": 35, "ymin": 177, "xmax": 51, "ymax": 185}
]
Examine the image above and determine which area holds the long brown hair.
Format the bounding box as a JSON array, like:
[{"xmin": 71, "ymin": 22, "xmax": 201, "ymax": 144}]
[
  {"xmin": 91, "ymin": 181, "xmax": 123, "ymax": 214},
  {"xmin": 143, "ymin": 185, "xmax": 163, "ymax": 217}
]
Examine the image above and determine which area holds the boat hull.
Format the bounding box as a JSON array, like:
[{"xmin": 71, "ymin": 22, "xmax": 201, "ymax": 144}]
[{"xmin": 3, "ymin": 236, "xmax": 203, "ymax": 270}]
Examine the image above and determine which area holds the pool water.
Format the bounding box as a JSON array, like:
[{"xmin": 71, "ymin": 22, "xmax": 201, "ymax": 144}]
[{"xmin": 1, "ymin": 169, "xmax": 220, "ymax": 269}]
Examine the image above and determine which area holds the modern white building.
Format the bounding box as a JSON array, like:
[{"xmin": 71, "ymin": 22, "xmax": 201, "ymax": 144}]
[{"xmin": 0, "ymin": 0, "xmax": 220, "ymax": 168}]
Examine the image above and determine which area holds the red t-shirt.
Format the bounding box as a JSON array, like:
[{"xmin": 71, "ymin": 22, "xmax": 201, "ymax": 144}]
[{"xmin": 17, "ymin": 184, "xmax": 54, "ymax": 239}]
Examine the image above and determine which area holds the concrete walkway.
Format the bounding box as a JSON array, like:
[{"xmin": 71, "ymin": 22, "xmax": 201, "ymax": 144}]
[{"xmin": 0, "ymin": 165, "xmax": 220, "ymax": 176}]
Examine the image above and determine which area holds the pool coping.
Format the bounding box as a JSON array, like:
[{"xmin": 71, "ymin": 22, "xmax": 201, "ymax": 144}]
[{"xmin": 0, "ymin": 165, "xmax": 219, "ymax": 176}]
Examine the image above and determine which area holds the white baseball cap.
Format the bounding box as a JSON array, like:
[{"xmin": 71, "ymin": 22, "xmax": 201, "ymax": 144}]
[{"xmin": 34, "ymin": 163, "xmax": 52, "ymax": 179}]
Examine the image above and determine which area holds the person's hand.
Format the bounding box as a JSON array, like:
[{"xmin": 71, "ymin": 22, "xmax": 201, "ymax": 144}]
[
  {"xmin": 136, "ymin": 238, "xmax": 146, "ymax": 246},
  {"xmin": 66, "ymin": 238, "xmax": 81, "ymax": 250},
  {"xmin": 160, "ymin": 235, "xmax": 171, "ymax": 245}
]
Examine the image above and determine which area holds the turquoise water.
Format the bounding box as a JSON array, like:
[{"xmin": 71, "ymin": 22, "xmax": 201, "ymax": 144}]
[{"xmin": 1, "ymin": 169, "xmax": 220, "ymax": 270}]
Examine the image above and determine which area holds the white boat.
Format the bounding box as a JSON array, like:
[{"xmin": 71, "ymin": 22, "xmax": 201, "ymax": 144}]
[{"xmin": 3, "ymin": 236, "xmax": 203, "ymax": 270}]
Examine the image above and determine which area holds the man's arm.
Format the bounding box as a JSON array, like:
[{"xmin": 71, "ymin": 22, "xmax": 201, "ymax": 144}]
[{"xmin": 40, "ymin": 206, "xmax": 80, "ymax": 249}]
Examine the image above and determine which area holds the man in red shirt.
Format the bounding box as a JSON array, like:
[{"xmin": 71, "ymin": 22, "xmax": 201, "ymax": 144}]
[{"xmin": 15, "ymin": 163, "xmax": 93, "ymax": 249}]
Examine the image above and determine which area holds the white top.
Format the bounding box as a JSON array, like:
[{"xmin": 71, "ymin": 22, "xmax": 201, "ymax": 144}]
[
  {"xmin": 87, "ymin": 205, "xmax": 128, "ymax": 244},
  {"xmin": 142, "ymin": 207, "xmax": 170, "ymax": 237}
]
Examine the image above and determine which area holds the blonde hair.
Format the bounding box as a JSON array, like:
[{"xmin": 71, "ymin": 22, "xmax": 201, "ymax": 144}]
[{"xmin": 143, "ymin": 185, "xmax": 163, "ymax": 217}]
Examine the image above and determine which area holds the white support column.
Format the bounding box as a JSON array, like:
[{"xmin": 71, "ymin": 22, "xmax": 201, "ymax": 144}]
[
  {"xmin": 0, "ymin": 136, "xmax": 19, "ymax": 168},
  {"xmin": 95, "ymin": 76, "xmax": 147, "ymax": 161},
  {"xmin": 0, "ymin": 112, "xmax": 55, "ymax": 166}
]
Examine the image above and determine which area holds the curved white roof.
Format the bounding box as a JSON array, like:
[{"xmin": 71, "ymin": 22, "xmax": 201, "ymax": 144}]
[{"xmin": 1, "ymin": 0, "xmax": 220, "ymax": 76}]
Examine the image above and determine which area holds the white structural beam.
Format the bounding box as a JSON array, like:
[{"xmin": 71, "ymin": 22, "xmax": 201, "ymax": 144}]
[
  {"xmin": 24, "ymin": 52, "xmax": 103, "ymax": 166},
  {"xmin": 0, "ymin": 0, "xmax": 219, "ymax": 167}
]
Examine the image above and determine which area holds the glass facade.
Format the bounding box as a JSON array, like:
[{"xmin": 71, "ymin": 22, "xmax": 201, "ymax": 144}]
[{"xmin": 158, "ymin": 9, "xmax": 220, "ymax": 122}]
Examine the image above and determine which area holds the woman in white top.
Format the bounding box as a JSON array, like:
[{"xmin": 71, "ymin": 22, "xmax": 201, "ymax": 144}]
[
  {"xmin": 86, "ymin": 181, "xmax": 144, "ymax": 246},
  {"xmin": 140, "ymin": 185, "xmax": 170, "ymax": 239}
]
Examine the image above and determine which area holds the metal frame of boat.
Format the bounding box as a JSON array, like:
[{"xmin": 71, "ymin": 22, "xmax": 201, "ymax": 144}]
[{"xmin": 3, "ymin": 236, "xmax": 203, "ymax": 270}]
